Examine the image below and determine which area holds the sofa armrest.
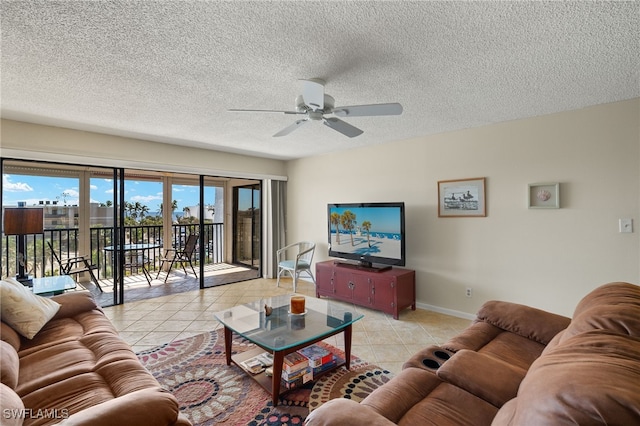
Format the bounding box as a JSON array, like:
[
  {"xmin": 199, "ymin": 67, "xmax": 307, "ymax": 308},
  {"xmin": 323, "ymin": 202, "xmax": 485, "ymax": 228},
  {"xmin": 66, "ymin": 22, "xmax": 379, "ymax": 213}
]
[
  {"xmin": 305, "ymin": 398, "xmax": 396, "ymax": 426},
  {"xmin": 476, "ymin": 301, "xmax": 570, "ymax": 345},
  {"xmin": 58, "ymin": 388, "xmax": 183, "ymax": 426},
  {"xmin": 436, "ymin": 349, "xmax": 526, "ymax": 408},
  {"xmin": 51, "ymin": 291, "xmax": 100, "ymax": 320}
]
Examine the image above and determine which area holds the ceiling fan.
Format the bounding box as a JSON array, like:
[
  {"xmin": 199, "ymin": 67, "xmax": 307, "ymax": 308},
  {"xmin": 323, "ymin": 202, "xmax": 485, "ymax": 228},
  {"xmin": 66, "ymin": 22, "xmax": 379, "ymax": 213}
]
[{"xmin": 228, "ymin": 79, "xmax": 403, "ymax": 138}]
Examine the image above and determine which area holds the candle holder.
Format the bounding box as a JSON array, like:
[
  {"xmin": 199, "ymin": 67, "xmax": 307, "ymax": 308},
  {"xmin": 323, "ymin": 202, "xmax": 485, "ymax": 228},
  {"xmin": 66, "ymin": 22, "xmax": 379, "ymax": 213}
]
[{"xmin": 289, "ymin": 295, "xmax": 306, "ymax": 315}]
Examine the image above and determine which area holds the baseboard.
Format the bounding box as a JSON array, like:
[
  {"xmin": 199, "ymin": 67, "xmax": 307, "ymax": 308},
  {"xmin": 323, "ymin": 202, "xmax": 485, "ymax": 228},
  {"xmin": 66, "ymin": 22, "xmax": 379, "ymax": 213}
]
[{"xmin": 416, "ymin": 302, "xmax": 476, "ymax": 321}]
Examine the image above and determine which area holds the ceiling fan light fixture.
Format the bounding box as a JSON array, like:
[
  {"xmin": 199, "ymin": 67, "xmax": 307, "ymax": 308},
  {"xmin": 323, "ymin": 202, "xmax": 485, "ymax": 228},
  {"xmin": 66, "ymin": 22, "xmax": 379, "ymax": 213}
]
[{"xmin": 230, "ymin": 78, "xmax": 402, "ymax": 138}]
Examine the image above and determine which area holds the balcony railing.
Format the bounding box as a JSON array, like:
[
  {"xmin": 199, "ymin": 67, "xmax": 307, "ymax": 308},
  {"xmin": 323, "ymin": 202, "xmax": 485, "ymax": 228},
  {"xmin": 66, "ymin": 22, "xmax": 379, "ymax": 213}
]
[{"xmin": 1, "ymin": 224, "xmax": 224, "ymax": 280}]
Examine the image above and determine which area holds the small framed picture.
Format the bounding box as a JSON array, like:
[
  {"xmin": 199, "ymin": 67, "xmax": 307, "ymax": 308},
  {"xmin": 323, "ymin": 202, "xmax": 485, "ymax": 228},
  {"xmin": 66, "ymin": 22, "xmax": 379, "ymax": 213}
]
[
  {"xmin": 438, "ymin": 177, "xmax": 486, "ymax": 217},
  {"xmin": 528, "ymin": 183, "xmax": 560, "ymax": 209}
]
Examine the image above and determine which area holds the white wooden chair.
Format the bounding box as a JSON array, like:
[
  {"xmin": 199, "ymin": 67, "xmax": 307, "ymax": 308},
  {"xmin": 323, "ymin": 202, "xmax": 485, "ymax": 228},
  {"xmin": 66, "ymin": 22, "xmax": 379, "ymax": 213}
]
[{"xmin": 276, "ymin": 241, "xmax": 316, "ymax": 293}]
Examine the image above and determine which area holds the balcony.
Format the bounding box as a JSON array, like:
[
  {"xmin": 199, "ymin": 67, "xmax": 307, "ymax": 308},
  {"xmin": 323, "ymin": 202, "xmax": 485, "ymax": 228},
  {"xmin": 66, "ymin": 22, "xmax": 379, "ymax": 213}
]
[{"xmin": 2, "ymin": 223, "xmax": 259, "ymax": 306}]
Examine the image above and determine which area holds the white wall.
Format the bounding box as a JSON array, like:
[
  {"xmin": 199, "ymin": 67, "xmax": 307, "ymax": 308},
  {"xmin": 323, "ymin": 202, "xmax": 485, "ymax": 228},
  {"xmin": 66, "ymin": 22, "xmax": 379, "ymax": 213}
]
[{"xmin": 285, "ymin": 99, "xmax": 640, "ymax": 318}]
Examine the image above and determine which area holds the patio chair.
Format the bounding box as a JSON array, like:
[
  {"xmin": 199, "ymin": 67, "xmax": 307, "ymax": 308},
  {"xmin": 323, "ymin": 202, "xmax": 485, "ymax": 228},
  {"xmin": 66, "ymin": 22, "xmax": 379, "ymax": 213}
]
[
  {"xmin": 276, "ymin": 241, "xmax": 316, "ymax": 293},
  {"xmin": 156, "ymin": 234, "xmax": 199, "ymax": 282},
  {"xmin": 47, "ymin": 241, "xmax": 102, "ymax": 292}
]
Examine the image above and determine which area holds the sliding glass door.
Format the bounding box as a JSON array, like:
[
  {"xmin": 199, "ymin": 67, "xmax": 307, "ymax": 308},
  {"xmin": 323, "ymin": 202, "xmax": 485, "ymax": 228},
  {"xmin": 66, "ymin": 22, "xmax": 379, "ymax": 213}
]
[
  {"xmin": 233, "ymin": 184, "xmax": 261, "ymax": 270},
  {"xmin": 2, "ymin": 158, "xmax": 265, "ymax": 305}
]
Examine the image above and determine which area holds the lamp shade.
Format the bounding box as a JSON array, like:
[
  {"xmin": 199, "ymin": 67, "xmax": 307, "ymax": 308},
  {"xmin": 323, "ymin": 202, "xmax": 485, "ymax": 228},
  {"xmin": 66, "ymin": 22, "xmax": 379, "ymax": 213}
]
[{"xmin": 3, "ymin": 208, "xmax": 44, "ymax": 235}]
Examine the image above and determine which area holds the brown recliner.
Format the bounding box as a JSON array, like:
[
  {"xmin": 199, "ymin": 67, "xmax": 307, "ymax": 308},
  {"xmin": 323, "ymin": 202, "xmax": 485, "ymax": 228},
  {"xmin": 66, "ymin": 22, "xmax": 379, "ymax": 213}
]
[{"xmin": 305, "ymin": 282, "xmax": 640, "ymax": 425}]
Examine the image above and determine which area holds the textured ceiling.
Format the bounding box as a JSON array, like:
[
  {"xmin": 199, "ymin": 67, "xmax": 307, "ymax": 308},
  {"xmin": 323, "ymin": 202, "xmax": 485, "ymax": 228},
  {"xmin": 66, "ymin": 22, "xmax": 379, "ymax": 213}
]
[{"xmin": 1, "ymin": 1, "xmax": 638, "ymax": 161}]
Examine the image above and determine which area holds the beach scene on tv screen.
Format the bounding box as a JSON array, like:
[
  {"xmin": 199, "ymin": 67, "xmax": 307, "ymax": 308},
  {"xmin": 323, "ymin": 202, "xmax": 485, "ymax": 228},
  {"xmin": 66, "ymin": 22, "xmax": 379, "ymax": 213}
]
[{"xmin": 329, "ymin": 206, "xmax": 402, "ymax": 259}]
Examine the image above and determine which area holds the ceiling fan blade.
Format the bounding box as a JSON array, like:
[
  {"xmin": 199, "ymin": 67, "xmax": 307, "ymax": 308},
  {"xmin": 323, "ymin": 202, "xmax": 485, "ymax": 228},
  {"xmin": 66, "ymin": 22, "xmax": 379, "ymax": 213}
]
[
  {"xmin": 323, "ymin": 117, "xmax": 364, "ymax": 138},
  {"xmin": 333, "ymin": 103, "xmax": 403, "ymax": 117},
  {"xmin": 273, "ymin": 119, "xmax": 309, "ymax": 137},
  {"xmin": 300, "ymin": 78, "xmax": 325, "ymax": 111},
  {"xmin": 228, "ymin": 109, "xmax": 301, "ymax": 115}
]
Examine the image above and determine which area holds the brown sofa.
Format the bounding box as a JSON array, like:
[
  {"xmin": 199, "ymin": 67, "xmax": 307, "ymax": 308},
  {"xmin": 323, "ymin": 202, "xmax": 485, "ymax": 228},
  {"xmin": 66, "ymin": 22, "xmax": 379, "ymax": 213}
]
[
  {"xmin": 1, "ymin": 289, "xmax": 191, "ymax": 426},
  {"xmin": 305, "ymin": 282, "xmax": 640, "ymax": 425}
]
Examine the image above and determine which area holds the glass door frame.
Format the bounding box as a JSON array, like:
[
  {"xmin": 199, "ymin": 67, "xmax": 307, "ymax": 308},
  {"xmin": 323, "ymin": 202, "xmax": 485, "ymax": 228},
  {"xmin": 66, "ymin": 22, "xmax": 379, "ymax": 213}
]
[
  {"xmin": 232, "ymin": 183, "xmax": 262, "ymax": 271},
  {"xmin": 2, "ymin": 157, "xmax": 267, "ymax": 305}
]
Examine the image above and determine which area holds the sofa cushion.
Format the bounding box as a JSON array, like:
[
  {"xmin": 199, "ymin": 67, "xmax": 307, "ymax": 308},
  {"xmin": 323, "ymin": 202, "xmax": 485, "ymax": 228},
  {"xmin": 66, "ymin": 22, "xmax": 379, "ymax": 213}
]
[
  {"xmin": 358, "ymin": 367, "xmax": 442, "ymax": 423},
  {"xmin": 0, "ymin": 278, "xmax": 60, "ymax": 339},
  {"xmin": 0, "ymin": 383, "xmax": 25, "ymax": 426},
  {"xmin": 442, "ymin": 322, "xmax": 547, "ymax": 371},
  {"xmin": 572, "ymin": 282, "xmax": 640, "ymax": 319},
  {"xmin": 0, "ymin": 341, "xmax": 20, "ymax": 389},
  {"xmin": 475, "ymin": 300, "xmax": 571, "ymax": 346},
  {"xmin": 558, "ymin": 282, "xmax": 640, "ymax": 345},
  {"xmin": 56, "ymin": 388, "xmax": 183, "ymax": 426},
  {"xmin": 436, "ymin": 349, "xmax": 526, "ymax": 408},
  {"xmin": 492, "ymin": 330, "xmax": 640, "ymax": 425},
  {"xmin": 356, "ymin": 366, "xmax": 498, "ymax": 426},
  {"xmin": 50, "ymin": 291, "xmax": 100, "ymax": 320},
  {"xmin": 399, "ymin": 382, "xmax": 499, "ymax": 426}
]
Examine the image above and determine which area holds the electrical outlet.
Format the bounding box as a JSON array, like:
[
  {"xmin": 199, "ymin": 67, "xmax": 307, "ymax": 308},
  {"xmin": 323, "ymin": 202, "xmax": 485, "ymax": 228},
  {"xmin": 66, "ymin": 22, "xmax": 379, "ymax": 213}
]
[{"xmin": 465, "ymin": 287, "xmax": 472, "ymax": 298}]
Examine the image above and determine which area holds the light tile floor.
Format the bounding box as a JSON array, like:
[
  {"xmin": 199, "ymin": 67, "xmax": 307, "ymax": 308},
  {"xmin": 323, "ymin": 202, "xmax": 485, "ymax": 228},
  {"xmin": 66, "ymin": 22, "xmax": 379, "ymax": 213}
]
[{"xmin": 102, "ymin": 278, "xmax": 472, "ymax": 374}]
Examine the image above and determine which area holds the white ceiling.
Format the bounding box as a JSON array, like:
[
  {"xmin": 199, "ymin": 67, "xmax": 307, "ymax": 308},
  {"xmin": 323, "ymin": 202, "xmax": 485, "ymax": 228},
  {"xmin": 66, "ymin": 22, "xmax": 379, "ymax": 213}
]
[{"xmin": 1, "ymin": 1, "xmax": 638, "ymax": 161}]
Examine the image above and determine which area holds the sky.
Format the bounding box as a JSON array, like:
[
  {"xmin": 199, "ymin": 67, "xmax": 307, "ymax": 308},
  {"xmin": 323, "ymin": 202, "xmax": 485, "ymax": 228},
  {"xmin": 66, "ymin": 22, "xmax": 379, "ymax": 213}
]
[{"xmin": 2, "ymin": 174, "xmax": 208, "ymax": 213}]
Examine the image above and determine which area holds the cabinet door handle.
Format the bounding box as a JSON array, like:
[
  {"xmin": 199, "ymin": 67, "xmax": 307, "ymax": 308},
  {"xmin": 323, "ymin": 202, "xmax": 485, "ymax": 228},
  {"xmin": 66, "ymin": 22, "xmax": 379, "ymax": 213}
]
[{"xmin": 348, "ymin": 281, "xmax": 355, "ymax": 290}]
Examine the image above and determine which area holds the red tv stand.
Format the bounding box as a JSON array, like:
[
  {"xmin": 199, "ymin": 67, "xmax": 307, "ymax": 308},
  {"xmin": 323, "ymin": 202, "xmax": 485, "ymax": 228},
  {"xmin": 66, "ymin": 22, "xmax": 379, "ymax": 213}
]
[{"xmin": 315, "ymin": 260, "xmax": 416, "ymax": 320}]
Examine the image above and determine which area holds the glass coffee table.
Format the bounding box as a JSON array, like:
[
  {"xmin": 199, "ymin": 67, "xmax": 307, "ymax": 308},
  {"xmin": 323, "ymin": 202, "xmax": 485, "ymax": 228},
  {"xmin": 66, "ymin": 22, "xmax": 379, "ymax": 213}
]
[{"xmin": 214, "ymin": 294, "xmax": 363, "ymax": 406}]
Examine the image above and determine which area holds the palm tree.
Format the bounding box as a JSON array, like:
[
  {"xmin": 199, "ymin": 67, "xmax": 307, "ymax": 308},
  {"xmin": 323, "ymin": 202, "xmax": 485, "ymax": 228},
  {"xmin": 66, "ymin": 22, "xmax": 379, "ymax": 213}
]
[
  {"xmin": 124, "ymin": 202, "xmax": 134, "ymax": 219},
  {"xmin": 160, "ymin": 200, "xmax": 179, "ymax": 222},
  {"xmin": 330, "ymin": 212, "xmax": 342, "ymax": 244},
  {"xmin": 361, "ymin": 220, "xmax": 372, "ymax": 247},
  {"xmin": 340, "ymin": 210, "xmax": 357, "ymax": 246},
  {"xmin": 139, "ymin": 204, "xmax": 149, "ymax": 220},
  {"xmin": 133, "ymin": 202, "xmax": 143, "ymax": 222}
]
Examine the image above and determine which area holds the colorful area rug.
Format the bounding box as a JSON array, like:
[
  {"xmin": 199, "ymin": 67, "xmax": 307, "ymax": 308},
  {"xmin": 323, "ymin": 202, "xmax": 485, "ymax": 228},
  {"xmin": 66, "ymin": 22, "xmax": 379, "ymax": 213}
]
[{"xmin": 136, "ymin": 329, "xmax": 394, "ymax": 425}]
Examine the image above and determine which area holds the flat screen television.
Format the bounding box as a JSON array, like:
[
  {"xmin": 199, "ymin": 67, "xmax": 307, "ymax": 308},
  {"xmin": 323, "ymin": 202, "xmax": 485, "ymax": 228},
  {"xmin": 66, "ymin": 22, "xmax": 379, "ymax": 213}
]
[{"xmin": 327, "ymin": 202, "xmax": 405, "ymax": 270}]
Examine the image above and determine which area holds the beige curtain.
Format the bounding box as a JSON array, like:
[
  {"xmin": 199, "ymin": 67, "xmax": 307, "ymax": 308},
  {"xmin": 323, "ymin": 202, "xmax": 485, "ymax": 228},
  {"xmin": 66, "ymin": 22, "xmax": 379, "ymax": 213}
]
[{"xmin": 263, "ymin": 179, "xmax": 286, "ymax": 278}]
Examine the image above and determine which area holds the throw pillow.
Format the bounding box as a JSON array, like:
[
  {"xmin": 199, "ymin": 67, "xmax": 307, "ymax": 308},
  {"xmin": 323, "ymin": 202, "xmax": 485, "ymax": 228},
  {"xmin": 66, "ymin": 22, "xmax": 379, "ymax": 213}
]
[{"xmin": 0, "ymin": 278, "xmax": 60, "ymax": 339}]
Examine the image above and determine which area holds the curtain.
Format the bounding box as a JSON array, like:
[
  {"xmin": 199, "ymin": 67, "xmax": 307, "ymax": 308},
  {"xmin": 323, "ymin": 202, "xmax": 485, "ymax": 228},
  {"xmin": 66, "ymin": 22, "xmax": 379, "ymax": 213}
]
[{"xmin": 263, "ymin": 179, "xmax": 286, "ymax": 278}]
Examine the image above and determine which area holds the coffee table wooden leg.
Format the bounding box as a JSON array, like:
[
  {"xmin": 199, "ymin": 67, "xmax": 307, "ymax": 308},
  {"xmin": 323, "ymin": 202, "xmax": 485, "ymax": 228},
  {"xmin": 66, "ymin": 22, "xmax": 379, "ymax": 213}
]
[
  {"xmin": 344, "ymin": 324, "xmax": 352, "ymax": 370},
  {"xmin": 224, "ymin": 326, "xmax": 232, "ymax": 366},
  {"xmin": 271, "ymin": 351, "xmax": 284, "ymax": 406}
]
